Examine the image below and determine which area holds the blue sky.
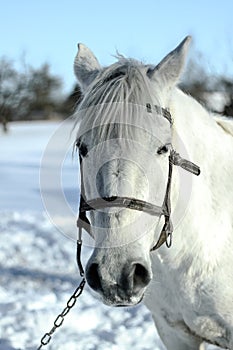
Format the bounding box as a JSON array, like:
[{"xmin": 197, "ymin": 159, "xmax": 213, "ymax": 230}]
[{"xmin": 1, "ymin": 0, "xmax": 233, "ymax": 92}]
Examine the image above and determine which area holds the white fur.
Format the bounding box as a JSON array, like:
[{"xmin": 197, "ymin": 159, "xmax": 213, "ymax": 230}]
[{"xmin": 74, "ymin": 37, "xmax": 233, "ymax": 349}]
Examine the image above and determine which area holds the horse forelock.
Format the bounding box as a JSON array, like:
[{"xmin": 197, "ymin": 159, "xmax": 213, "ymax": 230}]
[
  {"xmin": 74, "ymin": 57, "xmax": 162, "ymax": 148},
  {"xmin": 83, "ymin": 56, "xmax": 153, "ymax": 104}
]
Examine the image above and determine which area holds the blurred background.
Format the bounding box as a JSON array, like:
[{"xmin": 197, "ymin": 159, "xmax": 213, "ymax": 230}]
[
  {"xmin": 1, "ymin": 0, "xmax": 233, "ymax": 130},
  {"xmin": 0, "ymin": 1, "xmax": 232, "ymax": 349}
]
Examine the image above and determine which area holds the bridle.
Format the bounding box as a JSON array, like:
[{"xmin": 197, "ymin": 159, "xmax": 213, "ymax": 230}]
[{"xmin": 77, "ymin": 104, "xmax": 200, "ymax": 251}]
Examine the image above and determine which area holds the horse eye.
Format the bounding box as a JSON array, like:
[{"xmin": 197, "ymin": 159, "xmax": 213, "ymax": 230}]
[
  {"xmin": 80, "ymin": 144, "xmax": 88, "ymax": 157},
  {"xmin": 157, "ymin": 144, "xmax": 169, "ymax": 155},
  {"xmin": 76, "ymin": 141, "xmax": 88, "ymax": 157}
]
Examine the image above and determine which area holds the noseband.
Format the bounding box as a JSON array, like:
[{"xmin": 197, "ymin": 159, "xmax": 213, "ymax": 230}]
[{"xmin": 77, "ymin": 104, "xmax": 200, "ymax": 251}]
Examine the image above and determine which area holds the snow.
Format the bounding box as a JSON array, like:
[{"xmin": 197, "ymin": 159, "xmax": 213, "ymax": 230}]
[{"xmin": 0, "ymin": 121, "xmax": 222, "ymax": 350}]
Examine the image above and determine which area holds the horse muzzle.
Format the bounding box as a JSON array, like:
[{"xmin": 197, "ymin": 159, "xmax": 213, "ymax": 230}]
[{"xmin": 85, "ymin": 256, "xmax": 152, "ymax": 307}]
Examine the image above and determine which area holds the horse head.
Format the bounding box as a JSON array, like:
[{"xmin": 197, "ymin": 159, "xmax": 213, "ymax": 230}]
[{"xmin": 74, "ymin": 37, "xmax": 191, "ymax": 306}]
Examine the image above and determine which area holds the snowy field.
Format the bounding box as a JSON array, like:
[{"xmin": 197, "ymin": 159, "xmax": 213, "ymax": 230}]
[{"xmin": 0, "ymin": 121, "xmax": 222, "ymax": 350}]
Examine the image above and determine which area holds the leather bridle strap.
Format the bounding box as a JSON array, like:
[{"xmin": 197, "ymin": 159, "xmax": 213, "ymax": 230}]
[
  {"xmin": 77, "ymin": 149, "xmax": 200, "ymax": 250},
  {"xmin": 80, "ymin": 196, "xmax": 167, "ymax": 216},
  {"xmin": 77, "ymin": 194, "xmax": 168, "ymax": 238},
  {"xmin": 151, "ymin": 150, "xmax": 200, "ymax": 250},
  {"xmin": 152, "ymin": 152, "xmax": 173, "ymax": 250},
  {"xmin": 146, "ymin": 103, "xmax": 172, "ymax": 124},
  {"xmin": 77, "ymin": 196, "xmax": 167, "ymax": 236}
]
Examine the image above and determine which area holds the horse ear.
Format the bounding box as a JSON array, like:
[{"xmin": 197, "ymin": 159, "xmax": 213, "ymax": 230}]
[
  {"xmin": 74, "ymin": 43, "xmax": 101, "ymax": 90},
  {"xmin": 147, "ymin": 36, "xmax": 191, "ymax": 88}
]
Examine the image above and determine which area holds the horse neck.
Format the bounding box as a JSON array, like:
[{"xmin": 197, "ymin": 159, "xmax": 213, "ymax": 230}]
[
  {"xmin": 170, "ymin": 88, "xmax": 233, "ymax": 179},
  {"xmin": 170, "ymin": 88, "xmax": 214, "ymax": 162},
  {"xmin": 157, "ymin": 88, "xmax": 233, "ymax": 268}
]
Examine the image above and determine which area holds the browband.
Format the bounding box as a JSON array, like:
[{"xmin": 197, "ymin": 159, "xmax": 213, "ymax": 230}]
[{"xmin": 146, "ymin": 103, "xmax": 173, "ymax": 124}]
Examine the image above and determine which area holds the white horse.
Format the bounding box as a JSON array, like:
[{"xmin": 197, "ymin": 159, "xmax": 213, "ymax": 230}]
[{"xmin": 74, "ymin": 37, "xmax": 233, "ymax": 350}]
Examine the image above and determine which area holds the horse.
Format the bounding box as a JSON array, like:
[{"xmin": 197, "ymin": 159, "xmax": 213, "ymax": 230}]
[{"xmin": 74, "ymin": 37, "xmax": 233, "ymax": 350}]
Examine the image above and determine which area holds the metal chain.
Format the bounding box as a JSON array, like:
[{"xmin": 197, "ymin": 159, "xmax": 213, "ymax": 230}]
[
  {"xmin": 36, "ymin": 238, "xmax": 86, "ymax": 349},
  {"xmin": 36, "ymin": 277, "xmax": 86, "ymax": 349}
]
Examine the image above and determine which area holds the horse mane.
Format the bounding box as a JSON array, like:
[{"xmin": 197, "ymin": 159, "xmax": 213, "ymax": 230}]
[{"xmin": 74, "ymin": 56, "xmax": 162, "ymax": 146}]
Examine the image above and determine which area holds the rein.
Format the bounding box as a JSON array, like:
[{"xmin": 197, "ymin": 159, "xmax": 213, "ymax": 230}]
[
  {"xmin": 77, "ymin": 104, "xmax": 200, "ymax": 251},
  {"xmin": 36, "ymin": 242, "xmax": 85, "ymax": 349}
]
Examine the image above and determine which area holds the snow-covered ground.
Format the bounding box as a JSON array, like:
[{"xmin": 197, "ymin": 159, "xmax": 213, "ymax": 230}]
[{"xmin": 0, "ymin": 121, "xmax": 222, "ymax": 350}]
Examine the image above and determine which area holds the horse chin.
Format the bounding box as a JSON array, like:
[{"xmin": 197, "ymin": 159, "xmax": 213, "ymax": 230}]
[{"xmin": 101, "ymin": 294, "xmax": 144, "ymax": 308}]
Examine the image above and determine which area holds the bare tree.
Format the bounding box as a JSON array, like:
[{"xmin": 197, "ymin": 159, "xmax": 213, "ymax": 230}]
[
  {"xmin": 180, "ymin": 50, "xmax": 233, "ymax": 117},
  {"xmin": 0, "ymin": 58, "xmax": 19, "ymax": 131},
  {"xmin": 25, "ymin": 63, "xmax": 63, "ymax": 119},
  {"xmin": 0, "ymin": 58, "xmax": 64, "ymax": 129},
  {"xmin": 60, "ymin": 84, "xmax": 82, "ymax": 116}
]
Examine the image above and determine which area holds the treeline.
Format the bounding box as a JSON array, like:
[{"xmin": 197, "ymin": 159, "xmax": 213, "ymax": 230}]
[
  {"xmin": 0, "ymin": 57, "xmax": 82, "ymax": 129},
  {"xmin": 0, "ymin": 53, "xmax": 233, "ymax": 132},
  {"xmin": 180, "ymin": 54, "xmax": 233, "ymax": 116}
]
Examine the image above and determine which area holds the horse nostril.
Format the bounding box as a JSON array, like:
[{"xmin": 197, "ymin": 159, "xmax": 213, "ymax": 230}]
[
  {"xmin": 86, "ymin": 263, "xmax": 102, "ymax": 292},
  {"xmin": 133, "ymin": 263, "xmax": 151, "ymax": 292},
  {"xmin": 86, "ymin": 260, "xmax": 151, "ymax": 298}
]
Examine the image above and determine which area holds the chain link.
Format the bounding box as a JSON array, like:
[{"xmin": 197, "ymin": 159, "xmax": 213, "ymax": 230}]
[{"xmin": 36, "ymin": 277, "xmax": 86, "ymax": 349}]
